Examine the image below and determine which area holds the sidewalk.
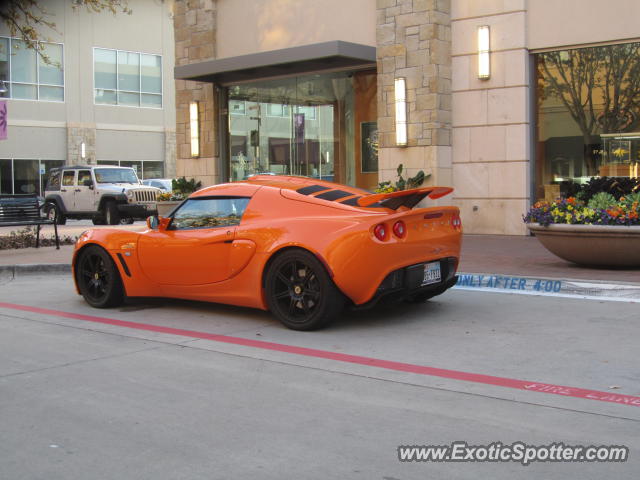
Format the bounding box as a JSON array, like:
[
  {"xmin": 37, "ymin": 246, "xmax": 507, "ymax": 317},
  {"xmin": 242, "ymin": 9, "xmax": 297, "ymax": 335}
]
[{"xmin": 0, "ymin": 223, "xmax": 638, "ymax": 285}]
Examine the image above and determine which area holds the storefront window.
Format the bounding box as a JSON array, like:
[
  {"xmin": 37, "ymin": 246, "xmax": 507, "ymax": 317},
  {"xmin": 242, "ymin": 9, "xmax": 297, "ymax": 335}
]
[
  {"xmin": 536, "ymin": 43, "xmax": 640, "ymax": 201},
  {"xmin": 227, "ymin": 70, "xmax": 378, "ymax": 190},
  {"xmin": 0, "ymin": 159, "xmax": 11, "ymax": 193},
  {"xmin": 97, "ymin": 160, "xmax": 164, "ymax": 179}
]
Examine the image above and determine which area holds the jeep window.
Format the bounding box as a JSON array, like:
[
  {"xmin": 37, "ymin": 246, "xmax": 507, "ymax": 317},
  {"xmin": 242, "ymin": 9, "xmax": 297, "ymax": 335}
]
[
  {"xmin": 62, "ymin": 171, "xmax": 75, "ymax": 186},
  {"xmin": 47, "ymin": 170, "xmax": 61, "ymax": 190},
  {"xmin": 170, "ymin": 197, "xmax": 250, "ymax": 230},
  {"xmin": 94, "ymin": 168, "xmax": 139, "ymax": 184},
  {"xmin": 78, "ymin": 170, "xmax": 92, "ymax": 185}
]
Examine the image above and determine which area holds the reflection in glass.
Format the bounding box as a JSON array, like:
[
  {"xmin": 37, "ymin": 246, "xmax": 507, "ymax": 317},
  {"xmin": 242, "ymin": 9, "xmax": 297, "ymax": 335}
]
[
  {"xmin": 0, "ymin": 159, "xmax": 12, "ymax": 194},
  {"xmin": 118, "ymin": 51, "xmax": 140, "ymax": 92},
  {"xmin": 95, "ymin": 48, "xmax": 117, "ymax": 89},
  {"xmin": 141, "ymin": 54, "xmax": 161, "ymax": 93},
  {"xmin": 536, "ymin": 42, "xmax": 640, "ymax": 201},
  {"xmin": 0, "ymin": 38, "xmax": 9, "ymax": 98},
  {"xmin": 11, "ymin": 40, "xmax": 36, "ymax": 83},
  {"xmin": 38, "ymin": 43, "xmax": 63, "ymax": 85},
  {"xmin": 228, "ymin": 72, "xmax": 358, "ymax": 185},
  {"xmin": 172, "ymin": 198, "xmax": 250, "ymax": 230},
  {"xmin": 13, "ymin": 159, "xmax": 39, "ymax": 195}
]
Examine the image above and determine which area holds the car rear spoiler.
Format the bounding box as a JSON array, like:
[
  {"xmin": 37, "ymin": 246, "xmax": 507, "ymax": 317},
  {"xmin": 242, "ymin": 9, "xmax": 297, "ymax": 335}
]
[{"xmin": 357, "ymin": 186, "xmax": 454, "ymax": 210}]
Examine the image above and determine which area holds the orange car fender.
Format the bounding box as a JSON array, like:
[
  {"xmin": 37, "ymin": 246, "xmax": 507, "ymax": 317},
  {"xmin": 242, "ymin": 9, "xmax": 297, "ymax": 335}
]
[{"xmin": 72, "ymin": 228, "xmax": 161, "ymax": 297}]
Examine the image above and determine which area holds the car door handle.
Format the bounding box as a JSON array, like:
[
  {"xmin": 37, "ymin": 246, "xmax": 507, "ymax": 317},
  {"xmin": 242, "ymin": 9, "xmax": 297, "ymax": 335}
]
[
  {"xmin": 75, "ymin": 189, "xmax": 81, "ymax": 192},
  {"xmin": 61, "ymin": 189, "xmax": 67, "ymax": 192}
]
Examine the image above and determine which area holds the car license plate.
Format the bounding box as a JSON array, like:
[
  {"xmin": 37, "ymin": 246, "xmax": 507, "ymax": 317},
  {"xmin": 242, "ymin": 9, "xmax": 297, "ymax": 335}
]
[{"xmin": 422, "ymin": 261, "xmax": 441, "ymax": 286}]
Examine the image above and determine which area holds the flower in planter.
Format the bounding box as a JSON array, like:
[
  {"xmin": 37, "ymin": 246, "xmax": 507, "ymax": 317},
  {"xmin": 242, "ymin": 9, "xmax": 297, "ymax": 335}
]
[{"xmin": 524, "ymin": 196, "xmax": 640, "ymax": 226}]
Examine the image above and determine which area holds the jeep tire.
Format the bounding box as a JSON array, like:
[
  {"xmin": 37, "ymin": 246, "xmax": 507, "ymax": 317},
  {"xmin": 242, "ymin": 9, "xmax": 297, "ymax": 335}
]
[
  {"xmin": 45, "ymin": 202, "xmax": 66, "ymax": 225},
  {"xmin": 103, "ymin": 200, "xmax": 120, "ymax": 225}
]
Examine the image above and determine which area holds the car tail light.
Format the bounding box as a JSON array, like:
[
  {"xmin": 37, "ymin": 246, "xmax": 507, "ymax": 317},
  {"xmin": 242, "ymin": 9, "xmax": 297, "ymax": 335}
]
[
  {"xmin": 373, "ymin": 223, "xmax": 387, "ymax": 241},
  {"xmin": 451, "ymin": 212, "xmax": 462, "ymax": 231},
  {"xmin": 392, "ymin": 220, "xmax": 406, "ymax": 238}
]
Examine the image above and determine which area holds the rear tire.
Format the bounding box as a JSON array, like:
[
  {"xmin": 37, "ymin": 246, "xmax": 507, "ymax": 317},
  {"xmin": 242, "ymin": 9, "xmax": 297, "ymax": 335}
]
[
  {"xmin": 103, "ymin": 201, "xmax": 120, "ymax": 225},
  {"xmin": 265, "ymin": 249, "xmax": 344, "ymax": 331},
  {"xmin": 45, "ymin": 202, "xmax": 66, "ymax": 225},
  {"xmin": 75, "ymin": 245, "xmax": 124, "ymax": 308}
]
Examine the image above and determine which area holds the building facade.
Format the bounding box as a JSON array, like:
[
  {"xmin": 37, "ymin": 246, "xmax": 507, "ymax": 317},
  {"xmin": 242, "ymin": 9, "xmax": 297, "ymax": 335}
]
[{"xmin": 0, "ymin": 0, "xmax": 176, "ymax": 197}]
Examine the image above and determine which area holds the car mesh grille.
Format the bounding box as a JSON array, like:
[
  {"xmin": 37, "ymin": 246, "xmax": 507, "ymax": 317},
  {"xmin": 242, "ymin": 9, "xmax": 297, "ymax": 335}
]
[{"xmin": 133, "ymin": 189, "xmax": 158, "ymax": 203}]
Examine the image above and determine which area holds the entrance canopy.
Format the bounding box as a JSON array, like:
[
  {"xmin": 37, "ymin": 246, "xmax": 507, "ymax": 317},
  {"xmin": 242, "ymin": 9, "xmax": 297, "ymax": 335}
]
[{"xmin": 174, "ymin": 41, "xmax": 376, "ymax": 85}]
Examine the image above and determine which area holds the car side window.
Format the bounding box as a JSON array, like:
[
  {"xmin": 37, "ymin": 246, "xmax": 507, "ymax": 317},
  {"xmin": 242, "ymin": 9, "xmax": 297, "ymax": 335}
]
[
  {"xmin": 78, "ymin": 170, "xmax": 92, "ymax": 185},
  {"xmin": 62, "ymin": 171, "xmax": 75, "ymax": 187},
  {"xmin": 171, "ymin": 197, "xmax": 250, "ymax": 230}
]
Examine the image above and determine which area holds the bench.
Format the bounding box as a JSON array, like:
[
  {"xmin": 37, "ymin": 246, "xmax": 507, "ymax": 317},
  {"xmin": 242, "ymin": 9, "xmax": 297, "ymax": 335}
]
[{"xmin": 0, "ymin": 194, "xmax": 60, "ymax": 249}]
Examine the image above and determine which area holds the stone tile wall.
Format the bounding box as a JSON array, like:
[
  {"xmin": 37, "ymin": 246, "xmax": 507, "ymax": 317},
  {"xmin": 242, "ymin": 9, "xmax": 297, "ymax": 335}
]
[
  {"xmin": 174, "ymin": 0, "xmax": 219, "ymax": 186},
  {"xmin": 376, "ymin": 0, "xmax": 452, "ymax": 190},
  {"xmin": 451, "ymin": 0, "xmax": 530, "ymax": 234}
]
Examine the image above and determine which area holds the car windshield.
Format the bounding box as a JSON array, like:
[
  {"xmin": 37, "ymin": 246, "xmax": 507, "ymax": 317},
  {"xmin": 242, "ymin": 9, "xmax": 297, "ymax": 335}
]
[{"xmin": 94, "ymin": 168, "xmax": 140, "ymax": 184}]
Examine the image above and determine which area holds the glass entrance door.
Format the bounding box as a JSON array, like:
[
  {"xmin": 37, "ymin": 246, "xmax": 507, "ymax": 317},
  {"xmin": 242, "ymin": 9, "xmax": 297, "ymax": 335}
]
[{"xmin": 227, "ymin": 70, "xmax": 377, "ymax": 189}]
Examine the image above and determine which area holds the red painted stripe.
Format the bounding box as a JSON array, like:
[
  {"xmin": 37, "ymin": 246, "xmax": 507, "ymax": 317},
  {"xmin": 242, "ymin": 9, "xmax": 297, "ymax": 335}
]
[{"xmin": 2, "ymin": 301, "xmax": 639, "ymax": 408}]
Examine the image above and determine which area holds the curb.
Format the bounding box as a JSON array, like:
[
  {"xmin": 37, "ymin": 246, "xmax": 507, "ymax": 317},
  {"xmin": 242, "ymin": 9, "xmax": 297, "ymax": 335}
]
[
  {"xmin": 0, "ymin": 264, "xmax": 71, "ymax": 276},
  {"xmin": 454, "ymin": 272, "xmax": 640, "ymax": 303}
]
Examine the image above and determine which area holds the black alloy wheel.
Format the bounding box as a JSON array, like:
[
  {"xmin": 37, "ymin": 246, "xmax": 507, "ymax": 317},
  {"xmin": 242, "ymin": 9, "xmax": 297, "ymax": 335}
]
[
  {"xmin": 265, "ymin": 250, "xmax": 344, "ymax": 330},
  {"xmin": 76, "ymin": 245, "xmax": 124, "ymax": 308}
]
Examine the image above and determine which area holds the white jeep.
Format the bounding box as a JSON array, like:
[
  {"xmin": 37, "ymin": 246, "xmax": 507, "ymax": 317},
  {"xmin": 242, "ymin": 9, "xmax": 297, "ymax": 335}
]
[{"xmin": 44, "ymin": 165, "xmax": 161, "ymax": 225}]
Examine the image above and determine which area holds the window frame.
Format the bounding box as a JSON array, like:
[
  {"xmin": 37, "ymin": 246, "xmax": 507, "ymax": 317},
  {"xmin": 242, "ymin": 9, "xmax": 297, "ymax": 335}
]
[
  {"xmin": 92, "ymin": 46, "xmax": 163, "ymax": 109},
  {"xmin": 0, "ymin": 36, "xmax": 65, "ymax": 103}
]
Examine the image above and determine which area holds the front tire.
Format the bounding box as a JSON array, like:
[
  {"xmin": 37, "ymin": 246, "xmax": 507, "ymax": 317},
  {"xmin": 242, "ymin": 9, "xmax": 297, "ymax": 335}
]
[
  {"xmin": 103, "ymin": 201, "xmax": 120, "ymax": 225},
  {"xmin": 76, "ymin": 245, "xmax": 124, "ymax": 308},
  {"xmin": 265, "ymin": 250, "xmax": 344, "ymax": 330}
]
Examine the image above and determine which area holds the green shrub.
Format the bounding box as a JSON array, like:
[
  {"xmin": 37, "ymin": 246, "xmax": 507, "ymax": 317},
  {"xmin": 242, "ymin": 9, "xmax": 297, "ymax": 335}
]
[{"xmin": 587, "ymin": 192, "xmax": 617, "ymax": 210}]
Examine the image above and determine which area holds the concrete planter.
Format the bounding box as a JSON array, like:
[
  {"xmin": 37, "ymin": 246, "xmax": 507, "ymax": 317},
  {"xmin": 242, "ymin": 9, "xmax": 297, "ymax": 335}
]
[
  {"xmin": 156, "ymin": 201, "xmax": 181, "ymax": 217},
  {"xmin": 527, "ymin": 223, "xmax": 640, "ymax": 267}
]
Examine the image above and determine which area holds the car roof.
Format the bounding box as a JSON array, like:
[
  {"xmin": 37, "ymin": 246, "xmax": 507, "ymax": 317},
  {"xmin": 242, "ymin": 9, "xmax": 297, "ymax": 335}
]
[
  {"xmin": 52, "ymin": 165, "xmax": 135, "ymax": 171},
  {"xmin": 192, "ymin": 175, "xmax": 386, "ymax": 212}
]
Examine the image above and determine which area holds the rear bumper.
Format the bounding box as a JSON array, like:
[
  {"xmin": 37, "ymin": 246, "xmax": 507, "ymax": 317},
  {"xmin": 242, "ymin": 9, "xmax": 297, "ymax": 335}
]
[{"xmin": 354, "ymin": 257, "xmax": 459, "ymax": 309}]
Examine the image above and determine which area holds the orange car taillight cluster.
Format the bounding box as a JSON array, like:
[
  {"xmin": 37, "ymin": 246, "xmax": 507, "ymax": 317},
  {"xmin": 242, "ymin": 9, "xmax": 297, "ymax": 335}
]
[
  {"xmin": 374, "ymin": 220, "xmax": 407, "ymax": 241},
  {"xmin": 451, "ymin": 212, "xmax": 462, "ymax": 231}
]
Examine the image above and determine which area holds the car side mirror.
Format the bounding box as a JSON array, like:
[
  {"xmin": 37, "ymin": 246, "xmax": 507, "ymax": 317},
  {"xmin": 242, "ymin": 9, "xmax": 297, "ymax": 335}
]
[
  {"xmin": 147, "ymin": 215, "xmax": 159, "ymax": 230},
  {"xmin": 83, "ymin": 179, "xmax": 93, "ymax": 188},
  {"xmin": 146, "ymin": 215, "xmax": 170, "ymax": 231}
]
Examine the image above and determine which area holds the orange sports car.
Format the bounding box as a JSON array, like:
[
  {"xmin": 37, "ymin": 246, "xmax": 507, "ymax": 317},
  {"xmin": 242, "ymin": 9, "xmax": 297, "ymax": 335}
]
[{"xmin": 72, "ymin": 175, "xmax": 462, "ymax": 330}]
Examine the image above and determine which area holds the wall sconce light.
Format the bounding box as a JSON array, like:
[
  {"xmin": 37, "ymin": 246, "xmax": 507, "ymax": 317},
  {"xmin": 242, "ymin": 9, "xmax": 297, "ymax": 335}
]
[
  {"xmin": 477, "ymin": 25, "xmax": 491, "ymax": 79},
  {"xmin": 394, "ymin": 77, "xmax": 407, "ymax": 146},
  {"xmin": 190, "ymin": 101, "xmax": 200, "ymax": 158},
  {"xmin": 81, "ymin": 142, "xmax": 86, "ymax": 160}
]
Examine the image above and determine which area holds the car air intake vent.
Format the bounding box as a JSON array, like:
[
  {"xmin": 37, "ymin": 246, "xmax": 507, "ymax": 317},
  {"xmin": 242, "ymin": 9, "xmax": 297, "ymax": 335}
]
[{"xmin": 134, "ymin": 189, "xmax": 157, "ymax": 203}]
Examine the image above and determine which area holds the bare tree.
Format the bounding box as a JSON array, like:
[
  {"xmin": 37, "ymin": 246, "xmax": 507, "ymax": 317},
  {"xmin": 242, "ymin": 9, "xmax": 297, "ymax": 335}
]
[{"xmin": 0, "ymin": 0, "xmax": 131, "ymax": 64}]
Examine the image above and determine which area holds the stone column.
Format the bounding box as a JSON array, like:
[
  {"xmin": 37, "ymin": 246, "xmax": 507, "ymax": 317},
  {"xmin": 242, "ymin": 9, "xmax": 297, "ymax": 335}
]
[
  {"xmin": 174, "ymin": 0, "xmax": 219, "ymax": 186},
  {"xmin": 67, "ymin": 124, "xmax": 96, "ymax": 165},
  {"xmin": 376, "ymin": 0, "xmax": 452, "ymax": 189}
]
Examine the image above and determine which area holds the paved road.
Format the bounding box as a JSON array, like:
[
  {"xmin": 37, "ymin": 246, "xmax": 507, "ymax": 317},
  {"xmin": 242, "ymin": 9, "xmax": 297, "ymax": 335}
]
[{"xmin": 1, "ymin": 273, "xmax": 638, "ymax": 479}]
